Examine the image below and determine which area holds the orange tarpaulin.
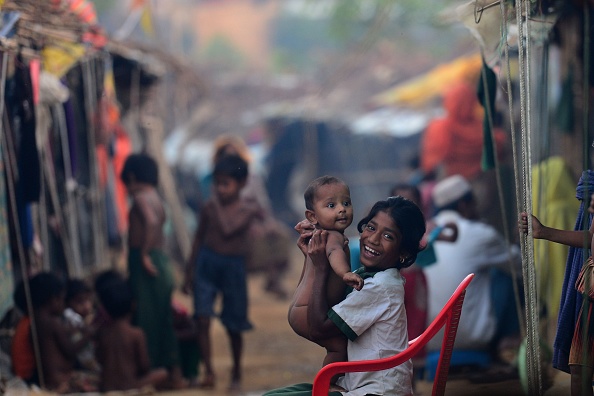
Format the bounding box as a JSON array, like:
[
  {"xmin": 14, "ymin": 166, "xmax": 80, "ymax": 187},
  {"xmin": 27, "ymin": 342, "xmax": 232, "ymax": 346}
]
[{"xmin": 420, "ymin": 81, "xmax": 506, "ymax": 180}]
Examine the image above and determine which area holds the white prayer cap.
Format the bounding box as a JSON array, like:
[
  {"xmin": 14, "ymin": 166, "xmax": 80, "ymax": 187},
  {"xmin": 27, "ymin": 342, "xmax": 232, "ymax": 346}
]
[{"xmin": 432, "ymin": 174, "xmax": 472, "ymax": 209}]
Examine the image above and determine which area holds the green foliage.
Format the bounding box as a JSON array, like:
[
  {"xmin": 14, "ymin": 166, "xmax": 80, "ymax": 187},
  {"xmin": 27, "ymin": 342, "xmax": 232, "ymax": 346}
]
[
  {"xmin": 326, "ymin": 0, "xmax": 461, "ymax": 41},
  {"xmin": 271, "ymin": 14, "xmax": 344, "ymax": 73},
  {"xmin": 271, "ymin": 0, "xmax": 470, "ymax": 73},
  {"xmin": 270, "ymin": 50, "xmax": 300, "ymax": 73},
  {"xmin": 201, "ymin": 35, "xmax": 245, "ymax": 69},
  {"xmin": 328, "ymin": 2, "xmax": 362, "ymax": 41}
]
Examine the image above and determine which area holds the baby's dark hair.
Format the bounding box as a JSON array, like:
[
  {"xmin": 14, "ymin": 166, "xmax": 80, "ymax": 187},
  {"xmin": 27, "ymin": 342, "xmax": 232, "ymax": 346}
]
[
  {"xmin": 304, "ymin": 175, "xmax": 349, "ymax": 211},
  {"xmin": 213, "ymin": 154, "xmax": 249, "ymax": 182},
  {"xmin": 357, "ymin": 196, "xmax": 426, "ymax": 269},
  {"xmin": 65, "ymin": 278, "xmax": 91, "ymax": 304},
  {"xmin": 120, "ymin": 153, "xmax": 159, "ymax": 186},
  {"xmin": 94, "ymin": 270, "xmax": 133, "ymax": 320}
]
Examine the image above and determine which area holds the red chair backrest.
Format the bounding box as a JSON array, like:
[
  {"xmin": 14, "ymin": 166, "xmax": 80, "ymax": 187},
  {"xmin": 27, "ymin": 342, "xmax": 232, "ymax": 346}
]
[{"xmin": 312, "ymin": 273, "xmax": 474, "ymax": 396}]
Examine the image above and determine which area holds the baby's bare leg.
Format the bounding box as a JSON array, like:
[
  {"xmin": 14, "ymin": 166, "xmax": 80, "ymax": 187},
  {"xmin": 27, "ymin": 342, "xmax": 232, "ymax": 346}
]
[
  {"xmin": 320, "ymin": 336, "xmax": 348, "ymax": 385},
  {"xmin": 288, "ymin": 304, "xmax": 310, "ymax": 339},
  {"xmin": 326, "ymin": 271, "xmax": 348, "ymax": 306},
  {"xmin": 288, "ymin": 258, "xmax": 316, "ymax": 339},
  {"xmin": 321, "ymin": 336, "xmax": 348, "ymax": 367}
]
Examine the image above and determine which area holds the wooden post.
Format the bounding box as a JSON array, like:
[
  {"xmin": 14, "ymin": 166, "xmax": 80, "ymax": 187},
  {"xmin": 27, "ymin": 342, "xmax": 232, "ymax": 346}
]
[{"xmin": 143, "ymin": 113, "xmax": 192, "ymax": 262}]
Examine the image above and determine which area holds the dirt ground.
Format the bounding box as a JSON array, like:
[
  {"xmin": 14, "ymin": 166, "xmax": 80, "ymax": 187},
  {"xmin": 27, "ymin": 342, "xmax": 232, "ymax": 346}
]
[
  {"xmin": 0, "ymin": 252, "xmax": 574, "ymax": 396},
  {"xmin": 160, "ymin": 250, "xmax": 573, "ymax": 396}
]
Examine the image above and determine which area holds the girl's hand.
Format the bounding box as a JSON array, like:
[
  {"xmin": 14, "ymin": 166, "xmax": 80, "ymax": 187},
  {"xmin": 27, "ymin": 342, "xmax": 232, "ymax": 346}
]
[
  {"xmin": 294, "ymin": 219, "xmax": 315, "ymax": 234},
  {"xmin": 589, "ymin": 193, "xmax": 594, "ymax": 214},
  {"xmin": 307, "ymin": 229, "xmax": 328, "ymax": 269},
  {"xmin": 518, "ymin": 212, "xmax": 544, "ymax": 239},
  {"xmin": 295, "ymin": 219, "xmax": 315, "ymax": 256}
]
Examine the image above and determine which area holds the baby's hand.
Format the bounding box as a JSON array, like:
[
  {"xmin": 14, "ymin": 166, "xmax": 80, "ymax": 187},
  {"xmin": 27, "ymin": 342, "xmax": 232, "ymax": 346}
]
[{"xmin": 343, "ymin": 272, "xmax": 364, "ymax": 291}]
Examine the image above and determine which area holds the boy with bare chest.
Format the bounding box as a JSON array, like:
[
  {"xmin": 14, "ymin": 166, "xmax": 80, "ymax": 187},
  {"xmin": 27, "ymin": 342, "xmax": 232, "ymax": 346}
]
[
  {"xmin": 289, "ymin": 176, "xmax": 363, "ymax": 367},
  {"xmin": 120, "ymin": 153, "xmax": 185, "ymax": 389},
  {"xmin": 184, "ymin": 154, "xmax": 264, "ymax": 389},
  {"xmin": 95, "ymin": 270, "xmax": 168, "ymax": 392}
]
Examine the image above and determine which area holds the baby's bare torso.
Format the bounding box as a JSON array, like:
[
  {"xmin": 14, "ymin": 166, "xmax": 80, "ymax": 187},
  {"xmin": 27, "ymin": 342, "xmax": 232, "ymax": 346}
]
[{"xmin": 288, "ymin": 230, "xmax": 349, "ymax": 337}]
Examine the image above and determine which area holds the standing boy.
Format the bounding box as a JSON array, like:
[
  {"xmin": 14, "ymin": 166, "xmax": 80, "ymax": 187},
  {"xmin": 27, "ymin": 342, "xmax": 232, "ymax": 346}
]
[{"xmin": 184, "ymin": 154, "xmax": 263, "ymax": 390}]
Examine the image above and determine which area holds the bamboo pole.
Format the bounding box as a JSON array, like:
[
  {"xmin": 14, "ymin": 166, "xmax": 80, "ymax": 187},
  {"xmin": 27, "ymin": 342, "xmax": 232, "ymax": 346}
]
[
  {"xmin": 143, "ymin": 113, "xmax": 191, "ymax": 261},
  {"xmin": 82, "ymin": 58, "xmax": 107, "ymax": 269}
]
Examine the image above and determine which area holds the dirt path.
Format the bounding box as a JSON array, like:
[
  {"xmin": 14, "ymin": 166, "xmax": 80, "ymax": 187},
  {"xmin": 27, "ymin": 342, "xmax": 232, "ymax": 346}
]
[
  {"xmin": 167, "ymin": 251, "xmax": 322, "ymax": 396},
  {"xmin": 162, "ymin": 251, "xmax": 570, "ymax": 396}
]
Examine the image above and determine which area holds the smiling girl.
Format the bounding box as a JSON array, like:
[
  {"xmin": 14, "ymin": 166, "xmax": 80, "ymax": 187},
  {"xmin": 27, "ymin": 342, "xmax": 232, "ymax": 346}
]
[{"xmin": 267, "ymin": 196, "xmax": 426, "ymax": 396}]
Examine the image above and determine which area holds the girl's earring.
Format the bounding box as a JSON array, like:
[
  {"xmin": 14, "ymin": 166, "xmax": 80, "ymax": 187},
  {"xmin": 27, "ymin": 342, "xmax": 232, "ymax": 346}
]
[{"xmin": 399, "ymin": 257, "xmax": 405, "ymax": 264}]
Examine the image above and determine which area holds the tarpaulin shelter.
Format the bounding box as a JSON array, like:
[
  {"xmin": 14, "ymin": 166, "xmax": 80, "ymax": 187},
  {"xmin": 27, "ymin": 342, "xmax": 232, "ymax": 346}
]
[
  {"xmin": 0, "ymin": 1, "xmax": 208, "ymax": 324},
  {"xmin": 0, "ymin": 0, "xmax": 113, "ymax": 320},
  {"xmin": 0, "ymin": 3, "xmax": 209, "ymax": 392}
]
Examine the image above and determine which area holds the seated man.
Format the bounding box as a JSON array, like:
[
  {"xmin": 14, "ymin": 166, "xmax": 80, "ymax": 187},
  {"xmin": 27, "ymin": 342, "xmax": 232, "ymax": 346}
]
[{"xmin": 423, "ymin": 175, "xmax": 522, "ymax": 361}]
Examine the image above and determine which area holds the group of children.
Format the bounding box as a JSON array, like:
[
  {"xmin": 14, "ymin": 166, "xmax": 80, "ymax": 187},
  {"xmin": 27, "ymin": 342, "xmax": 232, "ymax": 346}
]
[
  {"xmin": 9, "ymin": 270, "xmax": 171, "ymax": 393},
  {"xmin": 181, "ymin": 149, "xmax": 438, "ymax": 390},
  {"xmin": 6, "ymin": 141, "xmax": 365, "ymax": 393}
]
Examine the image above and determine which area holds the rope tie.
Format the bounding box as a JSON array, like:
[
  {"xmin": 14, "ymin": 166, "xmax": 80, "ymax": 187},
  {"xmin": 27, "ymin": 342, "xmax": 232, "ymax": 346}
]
[{"xmin": 513, "ymin": 0, "xmax": 542, "ymax": 393}]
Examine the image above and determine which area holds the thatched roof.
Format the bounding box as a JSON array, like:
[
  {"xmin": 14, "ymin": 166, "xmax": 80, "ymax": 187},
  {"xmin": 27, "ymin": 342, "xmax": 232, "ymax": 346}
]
[
  {"xmin": 105, "ymin": 39, "xmax": 209, "ymax": 119},
  {"xmin": 1, "ymin": 0, "xmax": 91, "ymax": 50}
]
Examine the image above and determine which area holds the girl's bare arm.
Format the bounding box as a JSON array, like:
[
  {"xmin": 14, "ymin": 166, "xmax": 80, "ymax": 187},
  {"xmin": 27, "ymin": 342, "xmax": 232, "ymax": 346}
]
[{"xmin": 519, "ymin": 212, "xmax": 593, "ymax": 248}]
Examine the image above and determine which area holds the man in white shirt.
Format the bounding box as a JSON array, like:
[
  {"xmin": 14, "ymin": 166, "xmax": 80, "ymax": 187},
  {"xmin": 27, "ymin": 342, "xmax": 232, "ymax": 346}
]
[{"xmin": 424, "ymin": 174, "xmax": 522, "ymax": 356}]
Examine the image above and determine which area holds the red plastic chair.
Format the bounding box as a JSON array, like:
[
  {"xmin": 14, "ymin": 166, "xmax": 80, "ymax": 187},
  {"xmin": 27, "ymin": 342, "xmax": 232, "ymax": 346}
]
[{"xmin": 312, "ymin": 273, "xmax": 475, "ymax": 396}]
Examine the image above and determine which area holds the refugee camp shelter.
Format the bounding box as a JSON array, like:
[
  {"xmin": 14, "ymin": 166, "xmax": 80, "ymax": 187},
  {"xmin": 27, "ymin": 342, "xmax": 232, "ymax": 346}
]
[{"xmin": 0, "ymin": 0, "xmax": 207, "ymax": 321}]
